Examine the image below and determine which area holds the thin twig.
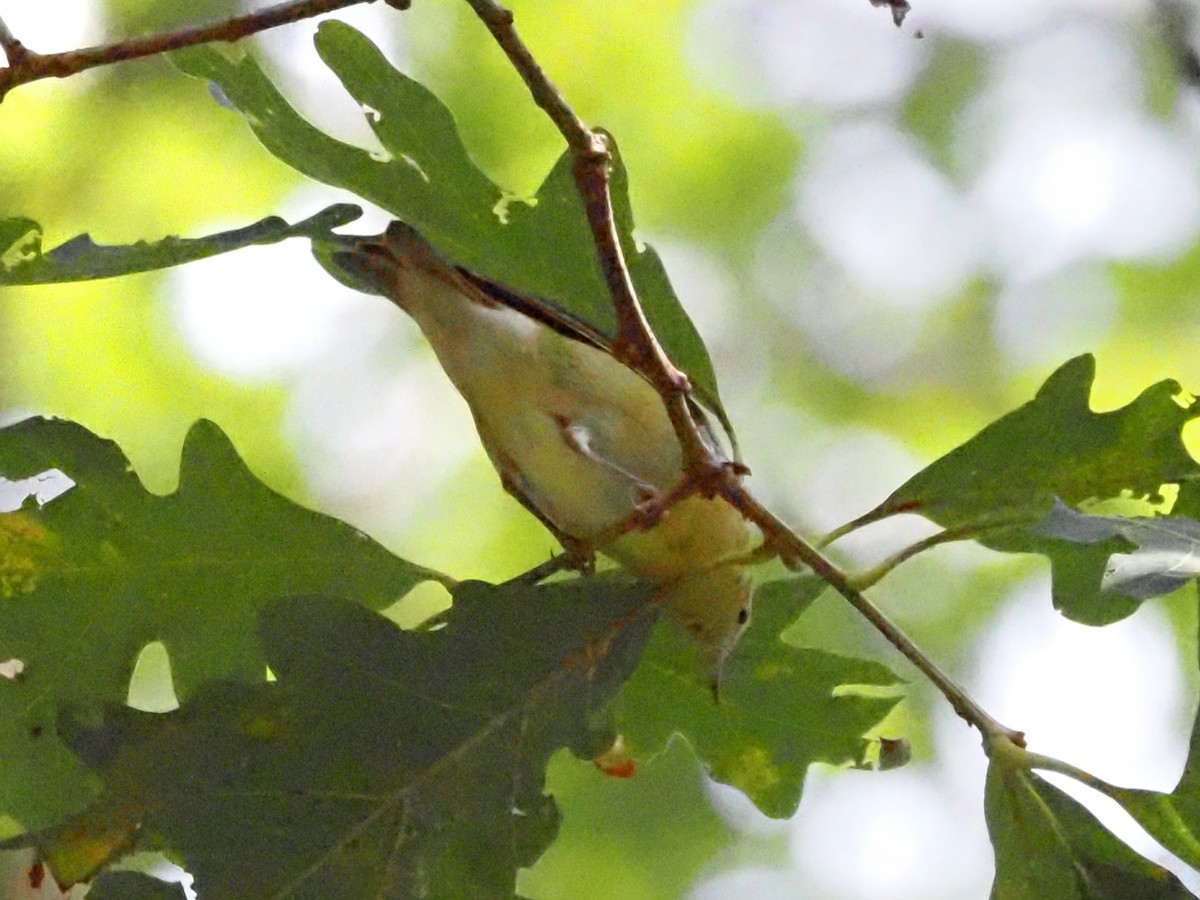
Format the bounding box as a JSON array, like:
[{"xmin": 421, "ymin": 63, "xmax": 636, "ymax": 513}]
[
  {"xmin": 0, "ymin": 0, "xmax": 385, "ymax": 102},
  {"xmin": 0, "ymin": 16, "xmax": 29, "ymax": 67},
  {"xmin": 722, "ymin": 477, "xmax": 1026, "ymax": 745},
  {"xmin": 460, "ymin": 0, "xmax": 1024, "ymax": 747},
  {"xmin": 461, "ymin": 0, "xmax": 716, "ymax": 476},
  {"xmin": 847, "ymin": 514, "xmax": 1032, "ymax": 591},
  {"xmin": 1025, "ymin": 750, "xmax": 1121, "ymax": 791}
]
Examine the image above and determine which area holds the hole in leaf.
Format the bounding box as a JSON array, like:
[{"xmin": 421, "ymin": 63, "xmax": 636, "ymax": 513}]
[
  {"xmin": 111, "ymin": 852, "xmax": 196, "ymax": 898},
  {"xmin": 0, "ymin": 468, "xmax": 75, "ymax": 512},
  {"xmin": 0, "ymin": 659, "xmax": 24, "ymax": 680},
  {"xmin": 384, "ymin": 580, "xmax": 452, "ymax": 630},
  {"xmin": 127, "ymin": 641, "xmax": 179, "ymax": 713}
]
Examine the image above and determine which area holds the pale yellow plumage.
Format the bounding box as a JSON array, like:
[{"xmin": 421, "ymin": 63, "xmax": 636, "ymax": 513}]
[{"xmin": 333, "ymin": 221, "xmax": 758, "ymax": 685}]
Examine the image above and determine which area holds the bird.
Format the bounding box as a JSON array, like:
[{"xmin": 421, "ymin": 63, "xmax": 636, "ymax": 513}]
[{"xmin": 331, "ymin": 221, "xmax": 759, "ymax": 689}]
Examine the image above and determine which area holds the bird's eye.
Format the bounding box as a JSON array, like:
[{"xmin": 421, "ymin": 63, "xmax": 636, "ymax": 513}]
[{"xmin": 737, "ymin": 608, "xmax": 749, "ymax": 624}]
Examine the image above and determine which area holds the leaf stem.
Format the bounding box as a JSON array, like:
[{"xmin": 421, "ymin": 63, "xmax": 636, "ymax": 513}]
[
  {"xmin": 1024, "ymin": 749, "xmax": 1125, "ymax": 794},
  {"xmin": 0, "ymin": 0, "xmax": 387, "ymax": 102},
  {"xmin": 847, "ymin": 515, "xmax": 1030, "ymax": 591}
]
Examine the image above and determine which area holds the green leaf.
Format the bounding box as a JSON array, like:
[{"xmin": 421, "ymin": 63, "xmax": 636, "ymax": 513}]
[
  {"xmin": 987, "ymin": 745, "xmax": 1192, "ymax": 898},
  {"xmin": 41, "ymin": 582, "xmax": 658, "ymax": 897},
  {"xmin": 837, "ymin": 356, "xmax": 1200, "ymax": 624},
  {"xmin": 615, "ymin": 576, "xmax": 904, "ymax": 818},
  {"xmin": 0, "ymin": 205, "xmax": 361, "ymax": 285},
  {"xmin": 170, "ymin": 23, "xmax": 728, "ymax": 429},
  {"xmin": 88, "ymin": 870, "xmax": 189, "ymax": 900},
  {"xmin": 854, "ymin": 355, "xmax": 1200, "ymax": 532},
  {"xmin": 0, "ymin": 417, "xmax": 432, "ymax": 830}
]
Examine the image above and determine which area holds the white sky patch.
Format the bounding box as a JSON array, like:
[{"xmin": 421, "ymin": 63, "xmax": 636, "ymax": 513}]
[
  {"xmin": 972, "ymin": 109, "xmax": 1200, "ymax": 279},
  {"xmin": 978, "ymin": 21, "xmax": 1143, "ymax": 120},
  {"xmin": 0, "ymin": 469, "xmax": 75, "ymax": 512},
  {"xmin": 0, "ymin": 0, "xmax": 104, "ymax": 55},
  {"xmin": 686, "ymin": 0, "xmax": 926, "ymax": 110},
  {"xmin": 972, "ymin": 577, "xmax": 1191, "ymax": 792},
  {"xmin": 960, "ymin": 23, "xmax": 1200, "ymax": 281},
  {"xmin": 992, "ymin": 264, "xmax": 1119, "ymax": 370},
  {"xmin": 651, "ymin": 240, "xmax": 735, "ymax": 342},
  {"xmin": 691, "ymin": 866, "xmax": 814, "ymax": 899},
  {"xmin": 0, "ymin": 659, "xmax": 25, "ymax": 680},
  {"xmin": 754, "ymin": 220, "xmax": 929, "ymax": 383},
  {"xmin": 911, "ymin": 0, "xmax": 1147, "ymax": 42},
  {"xmin": 288, "ymin": 340, "xmax": 480, "ymax": 534},
  {"xmin": 966, "ymin": 577, "xmax": 1198, "ymax": 886},
  {"xmin": 797, "ymin": 121, "xmax": 982, "ymax": 309},
  {"xmin": 170, "ymin": 235, "xmax": 367, "ymax": 383},
  {"xmin": 787, "ymin": 766, "xmax": 993, "ymax": 900}
]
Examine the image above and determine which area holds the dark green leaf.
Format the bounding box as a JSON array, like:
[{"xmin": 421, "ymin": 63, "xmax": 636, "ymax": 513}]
[
  {"xmin": 170, "ymin": 23, "xmax": 728, "ymax": 428},
  {"xmin": 88, "ymin": 870, "xmax": 189, "ymax": 900},
  {"xmin": 0, "ymin": 417, "xmax": 431, "ymax": 830},
  {"xmin": 43, "ymin": 582, "xmax": 657, "ymax": 897},
  {"xmin": 615, "ymin": 576, "xmax": 903, "ymax": 818},
  {"xmin": 0, "ymin": 205, "xmax": 361, "ymax": 285},
  {"xmin": 987, "ymin": 746, "xmax": 1192, "ymax": 898}
]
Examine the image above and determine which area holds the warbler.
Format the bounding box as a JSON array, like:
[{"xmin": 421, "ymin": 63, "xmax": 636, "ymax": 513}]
[{"xmin": 331, "ymin": 221, "xmax": 759, "ymax": 686}]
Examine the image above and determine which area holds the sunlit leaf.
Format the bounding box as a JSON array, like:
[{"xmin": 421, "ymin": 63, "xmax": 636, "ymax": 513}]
[
  {"xmin": 0, "ymin": 417, "xmax": 432, "ymax": 830},
  {"xmin": 858, "ymin": 355, "xmax": 1200, "ymax": 530},
  {"xmin": 0, "ymin": 205, "xmax": 361, "ymax": 285},
  {"xmin": 838, "ymin": 356, "xmax": 1200, "ymax": 624},
  {"xmin": 615, "ymin": 576, "xmax": 903, "ymax": 818},
  {"xmin": 39, "ymin": 582, "xmax": 657, "ymax": 897}
]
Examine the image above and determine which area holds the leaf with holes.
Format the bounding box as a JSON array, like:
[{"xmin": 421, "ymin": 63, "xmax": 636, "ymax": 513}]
[
  {"xmin": 33, "ymin": 583, "xmax": 656, "ymax": 897},
  {"xmin": 0, "ymin": 417, "xmax": 432, "ymax": 830},
  {"xmin": 0, "ymin": 206, "xmax": 360, "ymax": 285},
  {"xmin": 849, "ymin": 355, "xmax": 1200, "ymax": 534}
]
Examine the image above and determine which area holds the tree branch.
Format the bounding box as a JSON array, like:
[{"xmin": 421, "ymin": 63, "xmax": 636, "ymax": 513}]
[
  {"xmin": 846, "ymin": 514, "xmax": 1031, "ymax": 591},
  {"xmin": 461, "ymin": 0, "xmax": 1024, "ymax": 748},
  {"xmin": 722, "ymin": 478, "xmax": 1026, "ymax": 745},
  {"xmin": 0, "ymin": 16, "xmax": 31, "ymax": 68},
  {"xmin": 461, "ymin": 0, "xmax": 718, "ymax": 478},
  {"xmin": 0, "ymin": 0, "xmax": 396, "ymax": 102}
]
